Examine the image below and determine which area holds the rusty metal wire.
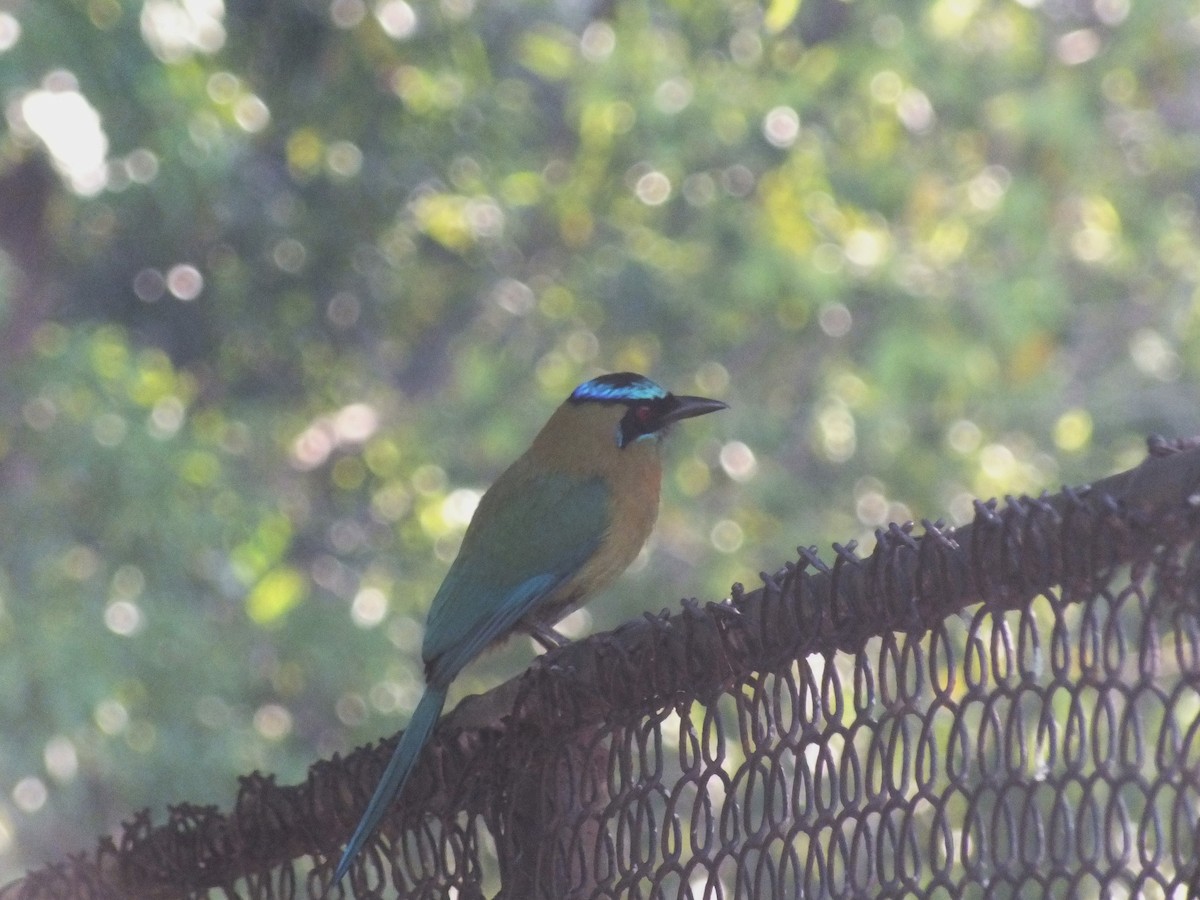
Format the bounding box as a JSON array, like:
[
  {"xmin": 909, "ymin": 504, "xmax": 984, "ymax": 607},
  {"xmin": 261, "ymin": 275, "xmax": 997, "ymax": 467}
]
[{"xmin": 5, "ymin": 440, "xmax": 1200, "ymax": 899}]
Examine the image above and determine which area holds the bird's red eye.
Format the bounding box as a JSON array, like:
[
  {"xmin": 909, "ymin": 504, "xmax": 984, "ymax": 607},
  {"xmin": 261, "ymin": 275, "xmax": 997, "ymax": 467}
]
[{"xmin": 635, "ymin": 404, "xmax": 653, "ymax": 423}]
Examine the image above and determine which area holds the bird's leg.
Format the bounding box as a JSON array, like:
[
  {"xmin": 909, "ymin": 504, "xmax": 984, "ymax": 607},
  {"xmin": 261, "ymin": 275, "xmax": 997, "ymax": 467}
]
[{"xmin": 528, "ymin": 620, "xmax": 571, "ymax": 651}]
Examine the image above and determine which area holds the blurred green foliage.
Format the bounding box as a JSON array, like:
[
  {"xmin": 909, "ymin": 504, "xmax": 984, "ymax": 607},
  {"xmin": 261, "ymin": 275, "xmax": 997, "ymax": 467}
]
[{"xmin": 0, "ymin": 0, "xmax": 1198, "ymax": 879}]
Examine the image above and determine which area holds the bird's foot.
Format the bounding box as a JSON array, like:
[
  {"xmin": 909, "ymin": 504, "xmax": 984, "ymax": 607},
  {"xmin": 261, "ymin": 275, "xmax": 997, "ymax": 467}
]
[{"xmin": 528, "ymin": 621, "xmax": 571, "ymax": 651}]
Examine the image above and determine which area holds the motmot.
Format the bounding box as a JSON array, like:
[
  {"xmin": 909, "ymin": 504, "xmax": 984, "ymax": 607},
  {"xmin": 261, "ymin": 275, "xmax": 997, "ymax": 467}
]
[{"xmin": 329, "ymin": 372, "xmax": 727, "ymax": 886}]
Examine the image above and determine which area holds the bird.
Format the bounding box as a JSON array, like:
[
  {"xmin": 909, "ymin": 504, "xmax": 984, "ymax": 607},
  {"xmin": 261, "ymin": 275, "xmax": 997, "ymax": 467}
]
[{"xmin": 328, "ymin": 371, "xmax": 727, "ymax": 888}]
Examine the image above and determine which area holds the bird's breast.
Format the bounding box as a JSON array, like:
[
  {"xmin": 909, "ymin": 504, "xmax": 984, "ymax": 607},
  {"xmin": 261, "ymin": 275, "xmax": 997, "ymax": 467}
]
[{"xmin": 538, "ymin": 445, "xmax": 662, "ymax": 623}]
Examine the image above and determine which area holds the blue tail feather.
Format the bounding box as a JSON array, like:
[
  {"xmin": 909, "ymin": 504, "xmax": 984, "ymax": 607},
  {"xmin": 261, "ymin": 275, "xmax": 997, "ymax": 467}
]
[{"xmin": 329, "ymin": 684, "xmax": 447, "ymax": 888}]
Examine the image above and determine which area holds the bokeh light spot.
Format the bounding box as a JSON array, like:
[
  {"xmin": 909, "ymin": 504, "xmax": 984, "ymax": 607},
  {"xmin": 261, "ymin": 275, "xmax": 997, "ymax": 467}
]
[
  {"xmin": 411, "ymin": 464, "xmax": 447, "ymax": 496},
  {"xmin": 133, "ymin": 268, "xmax": 166, "ymax": 302},
  {"xmin": 335, "ymin": 693, "xmax": 368, "ymax": 726},
  {"xmin": 140, "ymin": 0, "xmax": 226, "ymax": 62},
  {"xmin": 351, "ymin": 587, "xmax": 389, "ymax": 628},
  {"xmin": 442, "ymin": 489, "xmax": 482, "ymax": 529},
  {"xmin": 816, "ymin": 404, "xmax": 856, "ymax": 462},
  {"xmin": 334, "ymin": 403, "xmax": 379, "ymax": 444},
  {"xmin": 1054, "ymin": 409, "xmax": 1093, "ymax": 452},
  {"xmin": 980, "ymin": 443, "xmax": 1016, "ymax": 481},
  {"xmin": 635, "ymin": 171, "xmax": 672, "ymax": 206},
  {"xmin": 655, "ymin": 78, "xmax": 693, "ymax": 115},
  {"xmin": 376, "ymin": 0, "xmax": 417, "ymax": 39},
  {"xmin": 580, "ymin": 21, "xmax": 615, "ymax": 61},
  {"xmin": 0, "ymin": 12, "xmax": 20, "ymax": 51},
  {"xmin": 104, "ymin": 600, "xmax": 144, "ymax": 636},
  {"xmin": 166, "ymin": 264, "xmax": 204, "ymax": 300},
  {"xmin": 17, "ymin": 79, "xmax": 109, "ymax": 194},
  {"xmin": 718, "ymin": 441, "xmax": 757, "ymax": 482},
  {"xmin": 947, "ymin": 419, "xmax": 982, "ymax": 455},
  {"xmin": 1056, "ymin": 29, "xmax": 1100, "ymax": 65},
  {"xmin": 710, "ymin": 520, "xmax": 744, "ymax": 554},
  {"xmin": 43, "ymin": 737, "xmax": 79, "ymax": 783},
  {"xmin": 94, "ymin": 698, "xmax": 129, "ymax": 735},
  {"xmin": 327, "ymin": 140, "xmax": 363, "ymax": 178},
  {"xmin": 856, "ymin": 490, "xmax": 888, "ymax": 527},
  {"xmin": 233, "ymin": 94, "xmax": 270, "ymax": 132},
  {"xmin": 818, "ymin": 303, "xmax": 852, "ymax": 337},
  {"xmin": 1129, "ymin": 329, "xmax": 1181, "ymax": 381},
  {"xmin": 12, "ymin": 777, "xmax": 47, "ymax": 814},
  {"xmin": 253, "ymin": 703, "xmax": 293, "ymax": 740},
  {"xmin": 762, "ymin": 106, "xmax": 800, "ymax": 148},
  {"xmin": 694, "ymin": 362, "xmax": 730, "ymax": 396}
]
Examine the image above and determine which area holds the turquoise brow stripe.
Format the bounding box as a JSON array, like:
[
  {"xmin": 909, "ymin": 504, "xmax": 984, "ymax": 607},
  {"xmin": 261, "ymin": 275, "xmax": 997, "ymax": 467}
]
[{"xmin": 570, "ymin": 375, "xmax": 667, "ymax": 403}]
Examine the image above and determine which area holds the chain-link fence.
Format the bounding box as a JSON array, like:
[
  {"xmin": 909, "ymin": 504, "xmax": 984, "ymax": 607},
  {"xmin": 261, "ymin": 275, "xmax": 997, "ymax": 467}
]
[{"xmin": 6, "ymin": 438, "xmax": 1200, "ymax": 899}]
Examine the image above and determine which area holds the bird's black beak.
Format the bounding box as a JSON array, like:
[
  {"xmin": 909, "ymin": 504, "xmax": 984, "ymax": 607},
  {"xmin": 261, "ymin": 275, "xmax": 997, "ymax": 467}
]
[{"xmin": 661, "ymin": 394, "xmax": 728, "ymax": 425}]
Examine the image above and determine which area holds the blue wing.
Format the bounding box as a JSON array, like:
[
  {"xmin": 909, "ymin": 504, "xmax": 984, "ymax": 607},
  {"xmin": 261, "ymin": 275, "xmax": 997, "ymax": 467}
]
[{"xmin": 422, "ymin": 469, "xmax": 610, "ymax": 686}]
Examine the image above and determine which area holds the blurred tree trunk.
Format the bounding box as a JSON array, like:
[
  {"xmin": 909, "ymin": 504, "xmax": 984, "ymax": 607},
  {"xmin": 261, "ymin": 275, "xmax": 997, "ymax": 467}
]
[{"xmin": 0, "ymin": 152, "xmax": 56, "ymax": 361}]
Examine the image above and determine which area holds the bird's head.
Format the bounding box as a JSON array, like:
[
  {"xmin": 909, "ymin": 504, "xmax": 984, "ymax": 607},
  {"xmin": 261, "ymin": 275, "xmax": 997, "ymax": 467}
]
[{"xmin": 564, "ymin": 372, "xmax": 728, "ymax": 449}]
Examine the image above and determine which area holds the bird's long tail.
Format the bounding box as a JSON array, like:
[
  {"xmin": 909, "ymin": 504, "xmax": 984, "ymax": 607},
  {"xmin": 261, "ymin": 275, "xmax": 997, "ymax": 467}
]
[{"xmin": 330, "ymin": 683, "xmax": 448, "ymax": 886}]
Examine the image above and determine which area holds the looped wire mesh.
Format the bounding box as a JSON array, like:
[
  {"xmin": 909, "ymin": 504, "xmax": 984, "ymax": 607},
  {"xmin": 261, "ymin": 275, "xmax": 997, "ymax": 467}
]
[{"xmin": 5, "ymin": 439, "xmax": 1200, "ymax": 899}]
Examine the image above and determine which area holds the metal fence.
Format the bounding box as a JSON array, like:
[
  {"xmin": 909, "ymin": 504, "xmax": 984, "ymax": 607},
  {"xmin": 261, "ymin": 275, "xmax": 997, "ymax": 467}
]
[{"xmin": 6, "ymin": 438, "xmax": 1200, "ymax": 899}]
